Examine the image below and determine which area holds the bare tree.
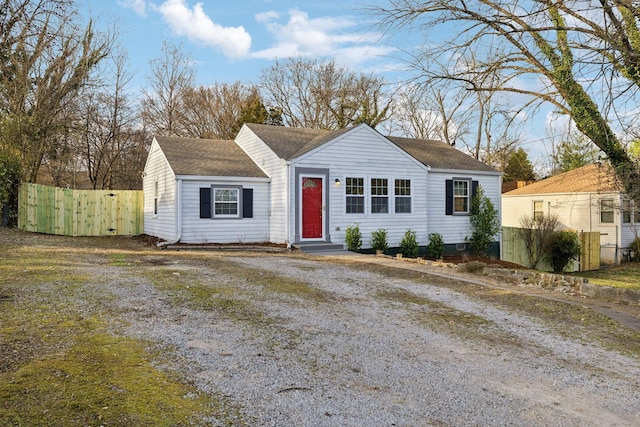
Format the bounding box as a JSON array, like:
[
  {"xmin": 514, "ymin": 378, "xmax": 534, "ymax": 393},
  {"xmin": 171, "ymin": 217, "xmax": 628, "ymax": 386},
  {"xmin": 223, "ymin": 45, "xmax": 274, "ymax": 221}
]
[
  {"xmin": 0, "ymin": 0, "xmax": 113, "ymax": 183},
  {"xmin": 516, "ymin": 214, "xmax": 560, "ymax": 270},
  {"xmin": 260, "ymin": 57, "xmax": 391, "ymax": 130},
  {"xmin": 373, "ymin": 0, "xmax": 640, "ymax": 202},
  {"xmin": 141, "ymin": 41, "xmax": 194, "ymax": 137}
]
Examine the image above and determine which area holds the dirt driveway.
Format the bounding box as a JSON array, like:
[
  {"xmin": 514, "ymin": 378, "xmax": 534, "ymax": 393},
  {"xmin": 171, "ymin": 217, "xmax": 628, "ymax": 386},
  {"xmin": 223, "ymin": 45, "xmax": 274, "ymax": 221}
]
[{"xmin": 2, "ymin": 230, "xmax": 640, "ymax": 426}]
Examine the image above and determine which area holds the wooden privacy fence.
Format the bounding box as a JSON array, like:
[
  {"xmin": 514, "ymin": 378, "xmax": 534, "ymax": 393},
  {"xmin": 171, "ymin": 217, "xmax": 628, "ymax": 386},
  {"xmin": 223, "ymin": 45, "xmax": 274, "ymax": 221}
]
[
  {"xmin": 502, "ymin": 226, "xmax": 600, "ymax": 272},
  {"xmin": 18, "ymin": 183, "xmax": 143, "ymax": 236}
]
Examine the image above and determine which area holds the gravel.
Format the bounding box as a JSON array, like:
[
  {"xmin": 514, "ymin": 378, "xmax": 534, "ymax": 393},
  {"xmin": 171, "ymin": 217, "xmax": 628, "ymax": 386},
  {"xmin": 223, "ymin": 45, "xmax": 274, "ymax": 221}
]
[{"xmin": 91, "ymin": 253, "xmax": 639, "ymax": 426}]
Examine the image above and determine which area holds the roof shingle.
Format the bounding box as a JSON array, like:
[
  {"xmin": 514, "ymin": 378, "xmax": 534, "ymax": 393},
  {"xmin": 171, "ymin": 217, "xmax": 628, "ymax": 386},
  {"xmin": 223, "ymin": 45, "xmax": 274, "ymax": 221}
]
[
  {"xmin": 504, "ymin": 163, "xmax": 621, "ymax": 195},
  {"xmin": 154, "ymin": 136, "xmax": 268, "ymax": 178}
]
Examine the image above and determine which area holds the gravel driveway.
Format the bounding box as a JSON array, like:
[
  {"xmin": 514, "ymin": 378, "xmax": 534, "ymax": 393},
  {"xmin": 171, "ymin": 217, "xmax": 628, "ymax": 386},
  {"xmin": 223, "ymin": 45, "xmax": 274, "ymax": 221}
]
[{"xmin": 89, "ymin": 251, "xmax": 640, "ymax": 426}]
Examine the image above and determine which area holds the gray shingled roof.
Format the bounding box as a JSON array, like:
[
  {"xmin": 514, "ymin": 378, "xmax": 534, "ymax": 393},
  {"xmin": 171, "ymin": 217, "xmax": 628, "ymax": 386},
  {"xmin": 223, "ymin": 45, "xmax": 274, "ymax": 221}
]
[
  {"xmin": 386, "ymin": 136, "xmax": 498, "ymax": 172},
  {"xmin": 245, "ymin": 123, "xmax": 497, "ymax": 172},
  {"xmin": 244, "ymin": 123, "xmax": 352, "ymax": 160},
  {"xmin": 504, "ymin": 163, "xmax": 621, "ymax": 195},
  {"xmin": 154, "ymin": 136, "xmax": 268, "ymax": 178}
]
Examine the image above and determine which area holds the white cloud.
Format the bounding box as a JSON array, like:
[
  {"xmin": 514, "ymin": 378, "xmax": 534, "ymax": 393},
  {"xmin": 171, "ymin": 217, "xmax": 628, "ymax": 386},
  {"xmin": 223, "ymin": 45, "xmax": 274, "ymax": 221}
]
[
  {"xmin": 155, "ymin": 0, "xmax": 251, "ymax": 59},
  {"xmin": 251, "ymin": 8, "xmax": 394, "ymax": 68},
  {"xmin": 118, "ymin": 0, "xmax": 147, "ymax": 16}
]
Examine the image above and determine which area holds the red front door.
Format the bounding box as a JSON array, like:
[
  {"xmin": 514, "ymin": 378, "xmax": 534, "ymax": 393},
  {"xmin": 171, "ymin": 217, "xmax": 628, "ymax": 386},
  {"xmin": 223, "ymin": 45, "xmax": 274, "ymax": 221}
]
[{"xmin": 302, "ymin": 177, "xmax": 323, "ymax": 239}]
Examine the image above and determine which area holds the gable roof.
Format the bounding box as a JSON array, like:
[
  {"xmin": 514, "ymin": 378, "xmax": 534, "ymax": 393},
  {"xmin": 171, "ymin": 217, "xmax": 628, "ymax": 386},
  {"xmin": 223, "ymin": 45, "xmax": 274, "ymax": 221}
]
[
  {"xmin": 386, "ymin": 136, "xmax": 498, "ymax": 172},
  {"xmin": 154, "ymin": 136, "xmax": 268, "ymax": 178},
  {"xmin": 504, "ymin": 163, "xmax": 621, "ymax": 195},
  {"xmin": 244, "ymin": 123, "xmax": 353, "ymax": 160},
  {"xmin": 245, "ymin": 123, "xmax": 497, "ymax": 172}
]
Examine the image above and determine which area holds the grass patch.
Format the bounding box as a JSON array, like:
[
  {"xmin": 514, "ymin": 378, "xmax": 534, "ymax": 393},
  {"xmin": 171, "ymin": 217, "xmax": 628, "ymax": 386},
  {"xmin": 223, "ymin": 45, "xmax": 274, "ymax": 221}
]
[
  {"xmin": 570, "ymin": 263, "xmax": 640, "ymax": 290},
  {"xmin": 0, "ymin": 334, "xmax": 222, "ymax": 426}
]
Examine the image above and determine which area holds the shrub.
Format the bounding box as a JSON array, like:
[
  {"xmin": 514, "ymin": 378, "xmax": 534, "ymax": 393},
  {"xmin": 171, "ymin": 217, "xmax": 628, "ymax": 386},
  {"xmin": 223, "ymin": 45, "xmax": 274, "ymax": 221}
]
[
  {"xmin": 547, "ymin": 230, "xmax": 580, "ymax": 273},
  {"xmin": 629, "ymin": 237, "xmax": 640, "ymax": 262},
  {"xmin": 371, "ymin": 228, "xmax": 388, "ymax": 253},
  {"xmin": 467, "ymin": 185, "xmax": 500, "ymax": 255},
  {"xmin": 426, "ymin": 232, "xmax": 444, "ymax": 259},
  {"xmin": 345, "ymin": 224, "xmax": 362, "ymax": 252},
  {"xmin": 457, "ymin": 260, "xmax": 486, "ymax": 274},
  {"xmin": 516, "ymin": 213, "xmax": 560, "ymax": 269},
  {"xmin": 400, "ymin": 229, "xmax": 419, "ymax": 258}
]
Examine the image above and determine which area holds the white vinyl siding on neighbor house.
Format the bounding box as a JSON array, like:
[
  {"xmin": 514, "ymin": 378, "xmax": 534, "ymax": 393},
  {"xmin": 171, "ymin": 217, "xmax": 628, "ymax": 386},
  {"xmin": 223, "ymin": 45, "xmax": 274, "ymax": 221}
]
[
  {"xmin": 292, "ymin": 125, "xmax": 430, "ymax": 248},
  {"xmin": 143, "ymin": 140, "xmax": 177, "ymax": 241}
]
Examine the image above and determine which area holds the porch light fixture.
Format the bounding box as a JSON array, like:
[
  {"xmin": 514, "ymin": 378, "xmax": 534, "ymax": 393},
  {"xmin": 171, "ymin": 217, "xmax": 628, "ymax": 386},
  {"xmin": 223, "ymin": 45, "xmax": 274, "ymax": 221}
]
[{"xmin": 334, "ymin": 178, "xmax": 341, "ymax": 185}]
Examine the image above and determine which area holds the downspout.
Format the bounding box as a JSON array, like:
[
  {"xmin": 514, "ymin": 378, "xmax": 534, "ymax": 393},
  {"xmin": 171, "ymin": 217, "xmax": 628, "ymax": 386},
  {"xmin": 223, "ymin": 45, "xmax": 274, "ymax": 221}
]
[
  {"xmin": 285, "ymin": 161, "xmax": 291, "ymax": 248},
  {"xmin": 158, "ymin": 178, "xmax": 182, "ymax": 247}
]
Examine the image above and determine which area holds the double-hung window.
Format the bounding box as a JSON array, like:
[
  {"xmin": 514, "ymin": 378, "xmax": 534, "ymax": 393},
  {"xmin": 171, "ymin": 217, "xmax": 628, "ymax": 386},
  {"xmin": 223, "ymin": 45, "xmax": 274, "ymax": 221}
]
[
  {"xmin": 370, "ymin": 178, "xmax": 389, "ymax": 214},
  {"xmin": 623, "ymin": 199, "xmax": 632, "ymax": 224},
  {"xmin": 214, "ymin": 188, "xmax": 239, "ymax": 217},
  {"xmin": 345, "ymin": 177, "xmax": 365, "ymax": 214},
  {"xmin": 533, "ymin": 200, "xmax": 544, "ymax": 220},
  {"xmin": 394, "ymin": 179, "xmax": 411, "ymax": 213},
  {"xmin": 600, "ymin": 199, "xmax": 614, "ymax": 223},
  {"xmin": 453, "ymin": 180, "xmax": 470, "ymax": 213}
]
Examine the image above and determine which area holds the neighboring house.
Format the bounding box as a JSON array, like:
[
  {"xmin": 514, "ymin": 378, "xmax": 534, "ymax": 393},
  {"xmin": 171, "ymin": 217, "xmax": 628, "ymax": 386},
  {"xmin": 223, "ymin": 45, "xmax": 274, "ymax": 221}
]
[
  {"xmin": 502, "ymin": 163, "xmax": 640, "ymax": 264},
  {"xmin": 143, "ymin": 123, "xmax": 502, "ymax": 254}
]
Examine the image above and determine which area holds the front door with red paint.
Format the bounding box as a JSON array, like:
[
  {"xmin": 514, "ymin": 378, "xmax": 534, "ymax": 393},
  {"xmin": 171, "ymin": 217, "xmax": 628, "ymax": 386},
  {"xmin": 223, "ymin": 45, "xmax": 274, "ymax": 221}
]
[{"xmin": 302, "ymin": 177, "xmax": 323, "ymax": 239}]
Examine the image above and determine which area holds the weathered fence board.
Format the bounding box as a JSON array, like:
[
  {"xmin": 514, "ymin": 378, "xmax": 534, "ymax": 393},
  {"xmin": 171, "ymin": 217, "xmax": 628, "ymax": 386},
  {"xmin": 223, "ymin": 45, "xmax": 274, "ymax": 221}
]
[
  {"xmin": 502, "ymin": 226, "xmax": 600, "ymax": 271},
  {"xmin": 18, "ymin": 183, "xmax": 143, "ymax": 236}
]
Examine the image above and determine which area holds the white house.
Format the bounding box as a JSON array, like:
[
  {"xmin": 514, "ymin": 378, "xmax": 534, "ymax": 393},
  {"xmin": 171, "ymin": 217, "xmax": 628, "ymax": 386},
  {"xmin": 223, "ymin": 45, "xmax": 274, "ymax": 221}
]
[
  {"xmin": 502, "ymin": 163, "xmax": 640, "ymax": 264},
  {"xmin": 143, "ymin": 123, "xmax": 502, "ymax": 254}
]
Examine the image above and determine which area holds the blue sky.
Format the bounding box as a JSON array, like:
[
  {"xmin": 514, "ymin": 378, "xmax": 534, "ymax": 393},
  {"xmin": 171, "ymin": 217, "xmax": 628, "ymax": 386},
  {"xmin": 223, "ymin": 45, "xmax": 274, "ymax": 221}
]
[
  {"xmin": 80, "ymin": 0, "xmax": 558, "ymax": 171},
  {"xmin": 83, "ymin": 0, "xmax": 404, "ymax": 87}
]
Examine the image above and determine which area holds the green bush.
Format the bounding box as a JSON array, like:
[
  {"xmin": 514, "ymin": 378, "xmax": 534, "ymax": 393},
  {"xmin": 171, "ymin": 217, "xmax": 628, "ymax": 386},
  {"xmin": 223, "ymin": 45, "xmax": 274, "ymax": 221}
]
[
  {"xmin": 547, "ymin": 230, "xmax": 580, "ymax": 273},
  {"xmin": 0, "ymin": 152, "xmax": 22, "ymax": 227},
  {"xmin": 400, "ymin": 229, "xmax": 419, "ymax": 258},
  {"xmin": 426, "ymin": 232, "xmax": 444, "ymax": 259},
  {"xmin": 371, "ymin": 228, "xmax": 388, "ymax": 253},
  {"xmin": 467, "ymin": 185, "xmax": 500, "ymax": 255},
  {"xmin": 345, "ymin": 224, "xmax": 362, "ymax": 252}
]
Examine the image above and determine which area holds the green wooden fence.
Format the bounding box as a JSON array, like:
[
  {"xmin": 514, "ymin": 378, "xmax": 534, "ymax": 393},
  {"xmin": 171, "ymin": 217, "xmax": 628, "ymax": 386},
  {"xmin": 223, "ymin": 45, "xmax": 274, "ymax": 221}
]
[
  {"xmin": 502, "ymin": 226, "xmax": 600, "ymax": 272},
  {"xmin": 18, "ymin": 183, "xmax": 143, "ymax": 236}
]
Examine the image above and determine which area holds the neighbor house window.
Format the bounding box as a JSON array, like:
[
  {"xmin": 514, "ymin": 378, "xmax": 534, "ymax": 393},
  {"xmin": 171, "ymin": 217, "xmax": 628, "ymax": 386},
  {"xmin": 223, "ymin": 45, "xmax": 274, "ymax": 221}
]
[
  {"xmin": 214, "ymin": 188, "xmax": 239, "ymax": 217},
  {"xmin": 395, "ymin": 179, "xmax": 412, "ymax": 213},
  {"xmin": 533, "ymin": 200, "xmax": 544, "ymax": 220},
  {"xmin": 453, "ymin": 180, "xmax": 470, "ymax": 213},
  {"xmin": 345, "ymin": 177, "xmax": 364, "ymax": 214},
  {"xmin": 370, "ymin": 178, "xmax": 389, "ymax": 214},
  {"xmin": 153, "ymin": 180, "xmax": 158, "ymax": 215},
  {"xmin": 622, "ymin": 199, "xmax": 632, "ymax": 223},
  {"xmin": 600, "ymin": 199, "xmax": 614, "ymax": 223}
]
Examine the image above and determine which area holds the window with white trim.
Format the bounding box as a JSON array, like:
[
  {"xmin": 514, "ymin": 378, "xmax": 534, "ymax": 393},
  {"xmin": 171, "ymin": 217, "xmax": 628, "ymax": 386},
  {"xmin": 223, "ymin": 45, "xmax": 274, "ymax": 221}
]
[
  {"xmin": 345, "ymin": 177, "xmax": 364, "ymax": 214},
  {"xmin": 453, "ymin": 180, "xmax": 470, "ymax": 213},
  {"xmin": 214, "ymin": 188, "xmax": 239, "ymax": 217},
  {"xmin": 370, "ymin": 178, "xmax": 389, "ymax": 214},
  {"xmin": 600, "ymin": 199, "xmax": 614, "ymax": 223},
  {"xmin": 623, "ymin": 199, "xmax": 632, "ymax": 223},
  {"xmin": 533, "ymin": 200, "xmax": 544, "ymax": 220},
  {"xmin": 394, "ymin": 179, "xmax": 411, "ymax": 213}
]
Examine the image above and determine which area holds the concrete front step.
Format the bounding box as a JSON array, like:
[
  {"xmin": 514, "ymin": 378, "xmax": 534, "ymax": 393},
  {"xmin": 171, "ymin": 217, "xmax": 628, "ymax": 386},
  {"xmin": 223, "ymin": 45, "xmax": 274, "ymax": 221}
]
[{"xmin": 295, "ymin": 242, "xmax": 345, "ymax": 253}]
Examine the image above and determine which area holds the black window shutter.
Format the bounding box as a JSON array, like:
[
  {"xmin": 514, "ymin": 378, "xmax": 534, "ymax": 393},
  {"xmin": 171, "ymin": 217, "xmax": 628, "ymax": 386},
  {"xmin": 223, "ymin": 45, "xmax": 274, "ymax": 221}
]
[
  {"xmin": 445, "ymin": 180, "xmax": 453, "ymax": 215},
  {"xmin": 242, "ymin": 188, "xmax": 253, "ymax": 218},
  {"xmin": 472, "ymin": 181, "xmax": 479, "ymax": 198},
  {"xmin": 199, "ymin": 188, "xmax": 211, "ymax": 218}
]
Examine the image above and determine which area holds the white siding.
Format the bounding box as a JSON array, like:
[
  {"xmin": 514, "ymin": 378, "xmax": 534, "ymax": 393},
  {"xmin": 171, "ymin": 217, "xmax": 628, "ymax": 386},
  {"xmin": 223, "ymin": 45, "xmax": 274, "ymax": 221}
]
[
  {"xmin": 502, "ymin": 191, "xmax": 635, "ymax": 264},
  {"xmin": 292, "ymin": 126, "xmax": 430, "ymax": 248},
  {"xmin": 427, "ymin": 171, "xmax": 502, "ymax": 245},
  {"xmin": 143, "ymin": 140, "xmax": 177, "ymax": 241},
  {"xmin": 235, "ymin": 126, "xmax": 288, "ymax": 243},
  {"xmin": 178, "ymin": 179, "xmax": 270, "ymax": 244}
]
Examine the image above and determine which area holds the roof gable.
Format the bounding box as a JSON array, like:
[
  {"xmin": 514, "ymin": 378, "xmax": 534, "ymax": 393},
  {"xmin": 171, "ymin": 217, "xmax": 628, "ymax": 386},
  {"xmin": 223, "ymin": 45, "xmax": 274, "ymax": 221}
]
[
  {"xmin": 154, "ymin": 136, "xmax": 268, "ymax": 178},
  {"xmin": 504, "ymin": 163, "xmax": 621, "ymax": 195},
  {"xmin": 244, "ymin": 123, "xmax": 497, "ymax": 173}
]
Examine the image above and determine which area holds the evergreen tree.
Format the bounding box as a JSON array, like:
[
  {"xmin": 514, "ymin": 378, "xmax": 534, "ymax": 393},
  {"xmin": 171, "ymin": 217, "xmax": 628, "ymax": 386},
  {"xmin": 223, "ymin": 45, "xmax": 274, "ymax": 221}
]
[{"xmin": 503, "ymin": 148, "xmax": 535, "ymax": 181}]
